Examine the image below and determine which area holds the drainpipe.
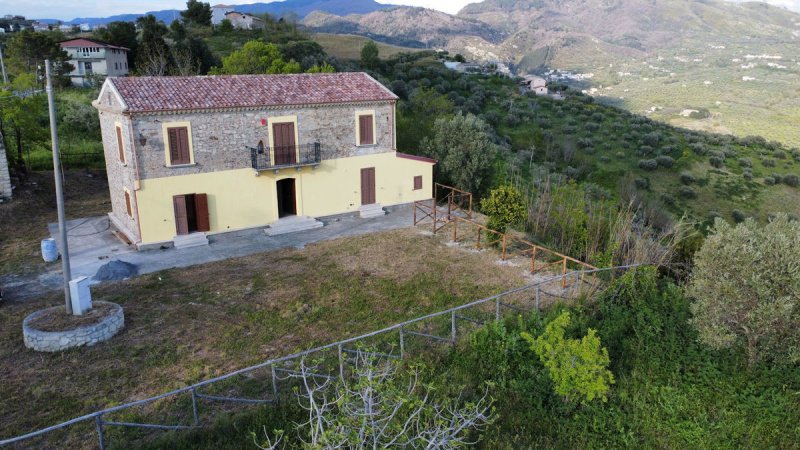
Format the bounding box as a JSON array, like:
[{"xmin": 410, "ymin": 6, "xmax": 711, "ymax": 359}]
[{"xmin": 126, "ymin": 114, "xmax": 144, "ymax": 247}]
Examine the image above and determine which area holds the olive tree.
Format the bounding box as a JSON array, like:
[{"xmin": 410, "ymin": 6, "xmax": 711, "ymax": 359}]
[
  {"xmin": 480, "ymin": 185, "xmax": 527, "ymax": 234},
  {"xmin": 688, "ymin": 215, "xmax": 800, "ymax": 368},
  {"xmin": 421, "ymin": 113, "xmax": 498, "ymax": 196}
]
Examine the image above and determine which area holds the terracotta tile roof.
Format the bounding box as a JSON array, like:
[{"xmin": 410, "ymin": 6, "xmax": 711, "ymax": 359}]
[
  {"xmin": 108, "ymin": 73, "xmax": 398, "ymax": 113},
  {"xmin": 396, "ymin": 152, "xmax": 437, "ymax": 164},
  {"xmin": 60, "ymin": 38, "xmax": 129, "ymax": 51}
]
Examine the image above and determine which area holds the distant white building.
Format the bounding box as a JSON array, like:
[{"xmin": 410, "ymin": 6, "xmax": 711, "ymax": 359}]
[
  {"xmin": 224, "ymin": 11, "xmax": 266, "ymax": 30},
  {"xmin": 59, "ymin": 38, "xmax": 129, "ymax": 87},
  {"xmin": 79, "ymin": 23, "xmax": 91, "ymax": 32},
  {"xmin": 211, "ymin": 4, "xmax": 234, "ymax": 25},
  {"xmin": 524, "ymin": 75, "xmax": 549, "ymax": 96}
]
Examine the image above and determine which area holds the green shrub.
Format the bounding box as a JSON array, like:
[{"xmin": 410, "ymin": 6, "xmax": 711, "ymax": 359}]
[
  {"xmin": 661, "ymin": 193, "xmax": 676, "ymax": 206},
  {"xmin": 634, "ymin": 177, "xmax": 649, "ymax": 190},
  {"xmin": 678, "ymin": 186, "xmax": 696, "ymax": 199},
  {"xmin": 656, "ymin": 155, "xmax": 675, "ymax": 168},
  {"xmin": 783, "ymin": 174, "xmax": 799, "ymax": 187},
  {"xmin": 732, "ymin": 210, "xmax": 746, "ymax": 223},
  {"xmin": 638, "ymin": 159, "xmax": 658, "ymax": 171},
  {"xmin": 709, "ymin": 156, "xmax": 724, "ymax": 168},
  {"xmin": 762, "ymin": 158, "xmax": 776, "ymax": 167},
  {"xmin": 680, "ymin": 172, "xmax": 696, "ymax": 185},
  {"xmin": 738, "ymin": 157, "xmax": 752, "ymax": 167},
  {"xmin": 764, "ymin": 176, "xmax": 776, "ymax": 186},
  {"xmin": 743, "ymin": 171, "xmax": 753, "ymax": 181},
  {"xmin": 690, "ymin": 142, "xmax": 708, "ymax": 155},
  {"xmin": 774, "ymin": 150, "xmax": 787, "ymax": 159}
]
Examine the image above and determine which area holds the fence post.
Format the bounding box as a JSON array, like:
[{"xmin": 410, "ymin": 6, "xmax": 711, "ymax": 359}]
[
  {"xmin": 561, "ymin": 258, "xmax": 567, "ymax": 288},
  {"xmin": 447, "ymin": 192, "xmax": 452, "ymax": 221},
  {"xmin": 95, "ymin": 415, "xmax": 106, "ymax": 450},
  {"xmin": 535, "ymin": 286, "xmax": 540, "ymax": 311},
  {"xmin": 476, "ymin": 228, "xmax": 481, "ymax": 249},
  {"xmin": 468, "ymin": 194, "xmax": 473, "ymax": 217},
  {"xmin": 452, "ymin": 217, "xmax": 458, "ymax": 242},
  {"xmin": 399, "ymin": 327, "xmax": 405, "ymax": 358},
  {"xmin": 501, "ymin": 234, "xmax": 507, "ymax": 261},
  {"xmin": 495, "ymin": 297, "xmax": 500, "ymax": 320},
  {"xmin": 451, "ymin": 311, "xmax": 457, "ymax": 344},
  {"xmin": 271, "ymin": 365, "xmax": 279, "ymax": 403},
  {"xmin": 338, "ymin": 344, "xmax": 344, "ymax": 380},
  {"xmin": 413, "ymin": 202, "xmax": 417, "ymax": 225},
  {"xmin": 190, "ymin": 387, "xmax": 200, "ymax": 426},
  {"xmin": 531, "ymin": 247, "xmax": 538, "ymax": 273},
  {"xmin": 432, "ymin": 200, "xmax": 437, "ymax": 234}
]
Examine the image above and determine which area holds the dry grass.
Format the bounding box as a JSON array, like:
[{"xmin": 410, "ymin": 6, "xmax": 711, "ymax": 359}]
[
  {"xmin": 312, "ymin": 33, "xmax": 419, "ymax": 60},
  {"xmin": 0, "ymin": 227, "xmax": 526, "ymax": 446}
]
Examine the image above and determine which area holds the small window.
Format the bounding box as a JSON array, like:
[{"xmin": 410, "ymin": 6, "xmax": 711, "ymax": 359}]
[
  {"xmin": 115, "ymin": 62, "xmax": 118, "ymax": 70},
  {"xmin": 124, "ymin": 190, "xmax": 132, "ymax": 217},
  {"xmin": 166, "ymin": 126, "xmax": 191, "ymax": 165},
  {"xmin": 115, "ymin": 126, "xmax": 125, "ymax": 163},
  {"xmin": 358, "ymin": 114, "xmax": 374, "ymax": 146},
  {"xmin": 413, "ymin": 175, "xmax": 423, "ymax": 190}
]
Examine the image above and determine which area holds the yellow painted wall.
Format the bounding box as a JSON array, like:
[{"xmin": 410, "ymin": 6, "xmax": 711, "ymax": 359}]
[{"xmin": 136, "ymin": 152, "xmax": 433, "ymax": 244}]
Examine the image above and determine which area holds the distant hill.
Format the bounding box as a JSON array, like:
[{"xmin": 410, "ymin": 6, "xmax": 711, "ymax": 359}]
[
  {"xmin": 302, "ymin": 0, "xmax": 800, "ymax": 147},
  {"xmin": 36, "ymin": 0, "xmax": 391, "ymax": 26}
]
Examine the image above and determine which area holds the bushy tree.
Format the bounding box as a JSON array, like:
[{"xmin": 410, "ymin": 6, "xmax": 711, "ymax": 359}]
[
  {"xmin": 0, "ymin": 74, "xmax": 48, "ymax": 178},
  {"xmin": 5, "ymin": 30, "xmax": 72, "ymax": 85},
  {"xmin": 522, "ymin": 311, "xmax": 614, "ymax": 404},
  {"xmin": 93, "ymin": 21, "xmax": 138, "ymax": 72},
  {"xmin": 420, "ymin": 113, "xmax": 497, "ymax": 196},
  {"xmin": 688, "ymin": 215, "xmax": 800, "ymax": 368},
  {"xmin": 360, "ymin": 40, "xmax": 380, "ymax": 70},
  {"xmin": 181, "ymin": 0, "xmax": 212, "ymax": 27},
  {"xmin": 481, "ymin": 185, "xmax": 527, "ymax": 234},
  {"xmin": 211, "ymin": 41, "xmax": 300, "ymax": 74}
]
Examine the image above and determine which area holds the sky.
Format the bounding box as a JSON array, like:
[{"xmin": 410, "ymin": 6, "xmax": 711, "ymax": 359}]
[{"xmin": 0, "ymin": 0, "xmax": 797, "ymax": 22}]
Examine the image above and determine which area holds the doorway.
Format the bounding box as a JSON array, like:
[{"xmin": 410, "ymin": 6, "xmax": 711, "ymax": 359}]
[
  {"xmin": 272, "ymin": 122, "xmax": 296, "ymax": 165},
  {"xmin": 276, "ymin": 178, "xmax": 297, "ymax": 218},
  {"xmin": 173, "ymin": 193, "xmax": 210, "ymax": 235},
  {"xmin": 360, "ymin": 167, "xmax": 376, "ymax": 205}
]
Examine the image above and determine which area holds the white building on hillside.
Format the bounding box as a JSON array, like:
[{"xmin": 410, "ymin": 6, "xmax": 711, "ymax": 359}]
[
  {"xmin": 60, "ymin": 38, "xmax": 129, "ymax": 87},
  {"xmin": 211, "ymin": 4, "xmax": 234, "ymax": 25}
]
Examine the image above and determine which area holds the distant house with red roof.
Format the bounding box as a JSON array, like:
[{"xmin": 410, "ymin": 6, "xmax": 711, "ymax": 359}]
[
  {"xmin": 91, "ymin": 73, "xmax": 435, "ymax": 249},
  {"xmin": 60, "ymin": 38, "xmax": 129, "ymax": 87}
]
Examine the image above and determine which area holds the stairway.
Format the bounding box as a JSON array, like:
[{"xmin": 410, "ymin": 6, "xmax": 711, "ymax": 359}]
[
  {"xmin": 265, "ymin": 215, "xmax": 323, "ymax": 236},
  {"xmin": 173, "ymin": 232, "xmax": 209, "ymax": 249},
  {"xmin": 359, "ymin": 203, "xmax": 386, "ymax": 219}
]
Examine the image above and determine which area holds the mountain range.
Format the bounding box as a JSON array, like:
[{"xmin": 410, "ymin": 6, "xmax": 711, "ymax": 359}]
[{"xmin": 37, "ymin": 0, "xmax": 391, "ymax": 26}]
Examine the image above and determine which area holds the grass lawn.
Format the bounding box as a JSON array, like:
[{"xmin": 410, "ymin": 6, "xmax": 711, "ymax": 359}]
[
  {"xmin": 0, "ymin": 223, "xmax": 526, "ymax": 447},
  {"xmin": 312, "ymin": 33, "xmax": 420, "ymax": 60}
]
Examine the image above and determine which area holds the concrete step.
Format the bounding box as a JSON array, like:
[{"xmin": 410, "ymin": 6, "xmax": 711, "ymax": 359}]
[
  {"xmin": 359, "ymin": 203, "xmax": 386, "ymax": 219},
  {"xmin": 173, "ymin": 233, "xmax": 209, "ymax": 249},
  {"xmin": 265, "ymin": 215, "xmax": 323, "ymax": 236}
]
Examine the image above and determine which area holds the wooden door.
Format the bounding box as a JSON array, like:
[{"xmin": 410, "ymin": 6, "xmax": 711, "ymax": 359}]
[
  {"xmin": 361, "ymin": 167, "xmax": 376, "ymax": 205},
  {"xmin": 195, "ymin": 193, "xmax": 210, "ymax": 232},
  {"xmin": 173, "ymin": 195, "xmax": 189, "ymax": 235},
  {"xmin": 272, "ymin": 122, "xmax": 296, "ymax": 165}
]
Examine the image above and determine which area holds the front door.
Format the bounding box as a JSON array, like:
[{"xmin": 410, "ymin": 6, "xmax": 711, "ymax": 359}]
[
  {"xmin": 272, "ymin": 122, "xmax": 296, "ymax": 165},
  {"xmin": 361, "ymin": 167, "xmax": 376, "ymax": 205},
  {"xmin": 276, "ymin": 178, "xmax": 297, "ymax": 218},
  {"xmin": 173, "ymin": 193, "xmax": 210, "ymax": 235}
]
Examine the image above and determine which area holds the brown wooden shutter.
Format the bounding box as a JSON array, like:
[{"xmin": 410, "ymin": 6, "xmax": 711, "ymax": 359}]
[
  {"xmin": 414, "ymin": 175, "xmax": 422, "ymax": 190},
  {"xmin": 361, "ymin": 167, "xmax": 376, "ymax": 205},
  {"xmin": 194, "ymin": 193, "xmax": 210, "ymax": 232},
  {"xmin": 177, "ymin": 127, "xmax": 191, "ymax": 164},
  {"xmin": 168, "ymin": 127, "xmax": 191, "ymax": 165},
  {"xmin": 359, "ymin": 115, "xmax": 374, "ymax": 145},
  {"xmin": 116, "ymin": 126, "xmax": 125, "ymax": 162},
  {"xmin": 173, "ymin": 195, "xmax": 189, "ymax": 235},
  {"xmin": 124, "ymin": 190, "xmax": 132, "ymax": 216}
]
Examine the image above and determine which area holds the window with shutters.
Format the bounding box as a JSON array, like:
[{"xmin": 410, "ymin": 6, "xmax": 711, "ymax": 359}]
[
  {"xmin": 115, "ymin": 125, "xmax": 125, "ymax": 163},
  {"xmin": 124, "ymin": 189, "xmax": 132, "ymax": 217},
  {"xmin": 357, "ymin": 112, "xmax": 375, "ymax": 146},
  {"xmin": 413, "ymin": 175, "xmax": 423, "ymax": 190},
  {"xmin": 163, "ymin": 122, "xmax": 194, "ymax": 166}
]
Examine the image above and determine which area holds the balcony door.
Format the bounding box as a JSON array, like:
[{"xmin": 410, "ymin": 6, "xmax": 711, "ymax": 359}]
[{"xmin": 272, "ymin": 122, "xmax": 296, "ymax": 165}]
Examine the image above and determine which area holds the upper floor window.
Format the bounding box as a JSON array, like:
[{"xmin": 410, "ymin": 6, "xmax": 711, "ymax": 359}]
[
  {"xmin": 115, "ymin": 125, "xmax": 125, "ymax": 163},
  {"xmin": 357, "ymin": 114, "xmax": 374, "ymax": 146},
  {"xmin": 166, "ymin": 126, "xmax": 192, "ymax": 165}
]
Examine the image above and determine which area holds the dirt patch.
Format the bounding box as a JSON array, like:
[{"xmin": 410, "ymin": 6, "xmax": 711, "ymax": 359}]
[{"xmin": 26, "ymin": 302, "xmax": 117, "ymax": 332}]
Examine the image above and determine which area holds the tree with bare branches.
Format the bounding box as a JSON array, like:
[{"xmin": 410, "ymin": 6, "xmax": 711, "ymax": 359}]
[{"xmin": 256, "ymin": 351, "xmax": 493, "ymax": 449}]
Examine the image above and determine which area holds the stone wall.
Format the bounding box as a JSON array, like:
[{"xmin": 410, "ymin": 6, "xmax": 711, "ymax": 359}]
[
  {"xmin": 0, "ymin": 131, "xmax": 12, "ymax": 200},
  {"xmin": 130, "ymin": 101, "xmax": 395, "ymax": 180},
  {"xmin": 97, "ymin": 110, "xmax": 140, "ymax": 241},
  {"xmin": 23, "ymin": 302, "xmax": 125, "ymax": 352}
]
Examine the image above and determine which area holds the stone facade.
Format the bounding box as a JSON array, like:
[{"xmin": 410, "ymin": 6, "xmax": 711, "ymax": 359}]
[
  {"xmin": 23, "ymin": 302, "xmax": 125, "ymax": 352},
  {"xmin": 97, "ymin": 110, "xmax": 139, "ymax": 241},
  {"xmin": 0, "ymin": 132, "xmax": 11, "ymax": 200}
]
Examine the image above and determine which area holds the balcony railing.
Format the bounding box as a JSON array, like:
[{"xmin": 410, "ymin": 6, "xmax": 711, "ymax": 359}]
[{"xmin": 249, "ymin": 142, "xmax": 322, "ymax": 171}]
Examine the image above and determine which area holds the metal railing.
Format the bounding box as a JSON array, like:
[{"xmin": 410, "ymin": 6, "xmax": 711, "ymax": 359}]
[
  {"xmin": 249, "ymin": 142, "xmax": 322, "ymax": 171},
  {"xmin": 0, "ymin": 265, "xmax": 640, "ymax": 449}
]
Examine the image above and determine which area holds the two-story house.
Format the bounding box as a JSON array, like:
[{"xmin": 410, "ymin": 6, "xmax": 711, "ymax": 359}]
[
  {"xmin": 60, "ymin": 38, "xmax": 129, "ymax": 87},
  {"xmin": 224, "ymin": 11, "xmax": 266, "ymax": 30},
  {"xmin": 92, "ymin": 72, "xmax": 435, "ymax": 249}
]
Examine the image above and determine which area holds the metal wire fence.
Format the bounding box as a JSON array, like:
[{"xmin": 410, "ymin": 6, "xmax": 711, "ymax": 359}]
[{"xmin": 0, "ymin": 264, "xmax": 638, "ymax": 449}]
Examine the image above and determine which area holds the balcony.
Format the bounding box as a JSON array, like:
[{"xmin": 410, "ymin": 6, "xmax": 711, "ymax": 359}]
[{"xmin": 249, "ymin": 142, "xmax": 322, "ymax": 171}]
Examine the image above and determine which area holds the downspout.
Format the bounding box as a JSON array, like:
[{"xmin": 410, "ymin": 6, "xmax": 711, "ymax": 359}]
[
  {"xmin": 391, "ymin": 100, "xmax": 396, "ymax": 151},
  {"xmin": 126, "ymin": 113, "xmax": 144, "ymax": 248}
]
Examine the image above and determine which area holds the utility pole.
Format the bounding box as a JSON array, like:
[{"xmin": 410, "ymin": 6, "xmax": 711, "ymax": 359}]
[
  {"xmin": 45, "ymin": 59, "xmax": 72, "ymax": 314},
  {"xmin": 0, "ymin": 44, "xmax": 7, "ymax": 84}
]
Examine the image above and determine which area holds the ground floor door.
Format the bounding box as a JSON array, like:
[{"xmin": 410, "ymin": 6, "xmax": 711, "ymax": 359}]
[
  {"xmin": 276, "ymin": 178, "xmax": 297, "ymax": 218},
  {"xmin": 361, "ymin": 167, "xmax": 376, "ymax": 205},
  {"xmin": 173, "ymin": 193, "xmax": 210, "ymax": 235}
]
